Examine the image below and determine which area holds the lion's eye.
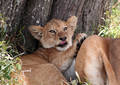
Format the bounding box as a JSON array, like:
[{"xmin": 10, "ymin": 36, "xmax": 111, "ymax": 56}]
[
  {"xmin": 49, "ymin": 30, "xmax": 56, "ymax": 34},
  {"xmin": 64, "ymin": 27, "xmax": 67, "ymax": 31}
]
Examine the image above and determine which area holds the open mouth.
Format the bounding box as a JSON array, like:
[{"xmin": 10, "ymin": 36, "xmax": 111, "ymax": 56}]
[{"xmin": 58, "ymin": 41, "xmax": 68, "ymax": 47}]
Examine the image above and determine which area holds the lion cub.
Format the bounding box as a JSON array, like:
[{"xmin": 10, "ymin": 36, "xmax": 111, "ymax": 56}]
[{"xmin": 20, "ymin": 16, "xmax": 86, "ymax": 85}]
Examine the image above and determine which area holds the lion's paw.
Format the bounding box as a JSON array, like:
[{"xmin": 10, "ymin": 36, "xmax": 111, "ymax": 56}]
[{"xmin": 75, "ymin": 33, "xmax": 87, "ymax": 43}]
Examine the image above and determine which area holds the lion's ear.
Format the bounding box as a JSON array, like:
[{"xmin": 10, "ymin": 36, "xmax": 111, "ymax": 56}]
[
  {"xmin": 28, "ymin": 25, "xmax": 43, "ymax": 40},
  {"xmin": 67, "ymin": 16, "xmax": 78, "ymax": 30}
]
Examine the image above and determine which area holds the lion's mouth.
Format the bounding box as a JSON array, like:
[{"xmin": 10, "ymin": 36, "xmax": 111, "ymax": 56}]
[{"xmin": 58, "ymin": 41, "xmax": 68, "ymax": 47}]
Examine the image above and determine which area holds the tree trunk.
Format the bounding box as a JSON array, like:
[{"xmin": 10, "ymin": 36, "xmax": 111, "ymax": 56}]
[
  {"xmin": 0, "ymin": 0, "xmax": 111, "ymax": 53},
  {"xmin": 0, "ymin": 0, "xmax": 27, "ymax": 32}
]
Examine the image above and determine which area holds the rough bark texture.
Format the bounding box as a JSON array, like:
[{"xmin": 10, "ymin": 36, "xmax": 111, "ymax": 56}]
[
  {"xmin": 0, "ymin": 0, "xmax": 110, "ymax": 52},
  {"xmin": 22, "ymin": 0, "xmax": 53, "ymax": 26},
  {"xmin": 0, "ymin": 0, "xmax": 27, "ymax": 32}
]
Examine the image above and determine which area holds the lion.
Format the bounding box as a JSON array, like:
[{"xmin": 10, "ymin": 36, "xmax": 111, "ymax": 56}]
[
  {"xmin": 20, "ymin": 16, "xmax": 87, "ymax": 85},
  {"xmin": 75, "ymin": 35, "xmax": 120, "ymax": 85}
]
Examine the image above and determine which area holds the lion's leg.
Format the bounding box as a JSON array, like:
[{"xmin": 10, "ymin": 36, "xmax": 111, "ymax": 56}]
[
  {"xmin": 76, "ymin": 50, "xmax": 106, "ymax": 85},
  {"xmin": 84, "ymin": 55, "xmax": 106, "ymax": 85},
  {"xmin": 22, "ymin": 64, "xmax": 67, "ymax": 85}
]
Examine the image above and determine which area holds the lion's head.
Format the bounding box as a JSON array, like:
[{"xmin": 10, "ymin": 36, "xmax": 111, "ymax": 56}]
[{"xmin": 28, "ymin": 16, "xmax": 77, "ymax": 51}]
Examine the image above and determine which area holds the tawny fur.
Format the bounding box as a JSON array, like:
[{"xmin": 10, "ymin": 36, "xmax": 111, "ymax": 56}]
[
  {"xmin": 75, "ymin": 35, "xmax": 120, "ymax": 85},
  {"xmin": 19, "ymin": 16, "xmax": 87, "ymax": 85}
]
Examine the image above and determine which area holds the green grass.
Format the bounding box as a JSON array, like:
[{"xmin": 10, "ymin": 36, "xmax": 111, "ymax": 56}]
[
  {"xmin": 98, "ymin": 1, "xmax": 120, "ymax": 38},
  {"xmin": 0, "ymin": 14, "xmax": 23, "ymax": 85},
  {"xmin": 0, "ymin": 41, "xmax": 22, "ymax": 85}
]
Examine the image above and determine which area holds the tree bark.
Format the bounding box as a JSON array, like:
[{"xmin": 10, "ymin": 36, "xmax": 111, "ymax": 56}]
[
  {"xmin": 0, "ymin": 0, "xmax": 27, "ymax": 32},
  {"xmin": 0, "ymin": 0, "xmax": 111, "ymax": 52}
]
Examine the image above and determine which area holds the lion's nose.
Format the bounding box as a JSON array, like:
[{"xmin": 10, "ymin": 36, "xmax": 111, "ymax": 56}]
[{"xmin": 59, "ymin": 37, "xmax": 67, "ymax": 41}]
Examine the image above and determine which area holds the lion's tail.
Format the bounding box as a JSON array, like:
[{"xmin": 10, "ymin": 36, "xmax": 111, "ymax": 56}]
[{"xmin": 101, "ymin": 51, "xmax": 118, "ymax": 85}]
